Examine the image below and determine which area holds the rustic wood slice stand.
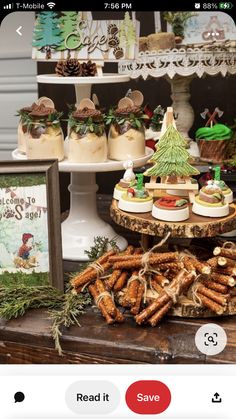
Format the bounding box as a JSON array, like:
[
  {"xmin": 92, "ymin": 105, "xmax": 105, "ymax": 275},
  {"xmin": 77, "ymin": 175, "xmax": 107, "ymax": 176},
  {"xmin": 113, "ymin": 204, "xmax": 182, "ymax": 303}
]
[{"xmin": 110, "ymin": 199, "xmax": 236, "ymax": 318}]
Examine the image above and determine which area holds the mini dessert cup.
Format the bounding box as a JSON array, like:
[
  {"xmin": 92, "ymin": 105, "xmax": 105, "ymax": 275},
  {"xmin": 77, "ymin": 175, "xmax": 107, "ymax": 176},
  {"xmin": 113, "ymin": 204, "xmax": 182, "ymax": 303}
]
[
  {"xmin": 119, "ymin": 193, "xmax": 153, "ymax": 213},
  {"xmin": 68, "ymin": 108, "xmax": 107, "ymax": 163},
  {"xmin": 152, "ymin": 197, "xmax": 189, "ymax": 221},
  {"xmin": 25, "ymin": 105, "xmax": 64, "ymax": 161},
  {"xmin": 107, "ymin": 105, "xmax": 146, "ymax": 161},
  {"xmin": 192, "ymin": 182, "xmax": 229, "ymax": 218}
]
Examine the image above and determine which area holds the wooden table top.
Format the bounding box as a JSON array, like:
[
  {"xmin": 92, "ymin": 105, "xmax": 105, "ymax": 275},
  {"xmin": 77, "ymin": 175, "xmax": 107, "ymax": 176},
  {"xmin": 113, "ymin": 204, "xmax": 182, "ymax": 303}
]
[{"xmin": 0, "ymin": 307, "xmax": 236, "ymax": 364}]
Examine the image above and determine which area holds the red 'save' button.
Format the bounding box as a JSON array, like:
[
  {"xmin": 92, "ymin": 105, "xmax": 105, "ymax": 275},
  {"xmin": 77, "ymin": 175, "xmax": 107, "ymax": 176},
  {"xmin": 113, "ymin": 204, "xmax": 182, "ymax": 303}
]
[{"xmin": 125, "ymin": 380, "xmax": 171, "ymax": 414}]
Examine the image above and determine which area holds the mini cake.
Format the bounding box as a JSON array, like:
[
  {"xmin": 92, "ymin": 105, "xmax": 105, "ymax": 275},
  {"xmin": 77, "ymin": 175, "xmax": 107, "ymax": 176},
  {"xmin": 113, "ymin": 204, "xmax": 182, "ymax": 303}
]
[
  {"xmin": 25, "ymin": 104, "xmax": 64, "ymax": 161},
  {"xmin": 152, "ymin": 196, "xmax": 189, "ymax": 221},
  {"xmin": 214, "ymin": 180, "xmax": 233, "ymax": 204},
  {"xmin": 196, "ymin": 123, "xmax": 232, "ymax": 163},
  {"xmin": 167, "ymin": 178, "xmax": 198, "ymax": 197},
  {"xmin": 118, "ymin": 174, "xmax": 152, "ymax": 213},
  {"xmin": 68, "ymin": 103, "xmax": 107, "ymax": 163},
  {"xmin": 113, "ymin": 160, "xmax": 136, "ymax": 200},
  {"xmin": 107, "ymin": 96, "xmax": 147, "ymax": 161},
  {"xmin": 192, "ymin": 181, "xmax": 229, "ymax": 218}
]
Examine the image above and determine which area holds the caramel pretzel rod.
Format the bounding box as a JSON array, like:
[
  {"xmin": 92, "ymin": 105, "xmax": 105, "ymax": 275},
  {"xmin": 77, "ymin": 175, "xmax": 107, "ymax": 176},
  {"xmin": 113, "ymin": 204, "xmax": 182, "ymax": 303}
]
[
  {"xmin": 150, "ymin": 279, "xmax": 163, "ymax": 294},
  {"xmin": 217, "ymin": 257, "xmax": 236, "ymax": 268},
  {"xmin": 72, "ymin": 261, "xmax": 111, "ymax": 290},
  {"xmin": 197, "ymin": 284, "xmax": 230, "ymax": 306},
  {"xmin": 95, "ymin": 279, "xmax": 117, "ymax": 317},
  {"xmin": 109, "ymin": 251, "xmax": 178, "ymax": 263},
  {"xmin": 201, "ymin": 278, "xmax": 229, "ymax": 294},
  {"xmin": 210, "ymin": 272, "xmax": 236, "ymax": 287},
  {"xmin": 196, "ymin": 292, "xmax": 225, "ymax": 315},
  {"xmin": 184, "ymin": 257, "xmax": 211, "ymax": 275},
  {"xmin": 106, "ymin": 245, "xmax": 134, "ymax": 290},
  {"xmin": 71, "ymin": 249, "xmax": 116, "ymax": 289},
  {"xmin": 88, "ymin": 283, "xmax": 115, "ymax": 325},
  {"xmin": 182, "ymin": 256, "xmax": 197, "ymax": 274},
  {"xmin": 114, "ymin": 309, "xmax": 125, "ymax": 323},
  {"xmin": 152, "ymin": 274, "xmax": 169, "ymax": 287},
  {"xmin": 135, "ymin": 292, "xmax": 170, "ymax": 325},
  {"xmin": 123, "ymin": 271, "xmax": 139, "ymax": 307},
  {"xmin": 213, "ymin": 246, "xmax": 236, "ymax": 260},
  {"xmin": 131, "ymin": 283, "xmax": 145, "ymax": 315},
  {"xmin": 113, "ymin": 252, "xmax": 178, "ymax": 270},
  {"xmin": 215, "ymin": 267, "xmax": 236, "ymax": 276},
  {"xmin": 113, "ymin": 272, "xmax": 129, "ymax": 292},
  {"xmin": 148, "ymin": 302, "xmax": 172, "ymax": 327},
  {"xmin": 155, "ymin": 262, "xmax": 184, "ymax": 272}
]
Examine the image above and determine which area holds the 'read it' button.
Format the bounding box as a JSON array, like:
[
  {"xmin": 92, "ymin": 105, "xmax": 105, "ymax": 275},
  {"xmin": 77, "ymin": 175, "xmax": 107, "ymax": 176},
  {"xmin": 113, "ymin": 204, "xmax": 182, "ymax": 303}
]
[{"xmin": 125, "ymin": 380, "xmax": 171, "ymax": 415}]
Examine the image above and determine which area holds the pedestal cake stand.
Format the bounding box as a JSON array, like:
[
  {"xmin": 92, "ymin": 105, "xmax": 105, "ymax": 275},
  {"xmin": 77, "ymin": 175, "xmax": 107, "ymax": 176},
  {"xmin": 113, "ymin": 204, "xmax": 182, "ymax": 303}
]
[
  {"xmin": 13, "ymin": 73, "xmax": 153, "ymax": 260},
  {"xmin": 118, "ymin": 47, "xmax": 236, "ymax": 140}
]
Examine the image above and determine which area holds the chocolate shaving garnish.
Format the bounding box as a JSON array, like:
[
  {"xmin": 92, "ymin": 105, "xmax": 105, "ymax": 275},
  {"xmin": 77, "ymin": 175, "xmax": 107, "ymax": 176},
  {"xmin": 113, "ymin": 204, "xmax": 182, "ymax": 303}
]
[
  {"xmin": 29, "ymin": 104, "xmax": 56, "ymax": 117},
  {"xmin": 72, "ymin": 108, "xmax": 103, "ymax": 121},
  {"xmin": 114, "ymin": 105, "xmax": 141, "ymax": 116}
]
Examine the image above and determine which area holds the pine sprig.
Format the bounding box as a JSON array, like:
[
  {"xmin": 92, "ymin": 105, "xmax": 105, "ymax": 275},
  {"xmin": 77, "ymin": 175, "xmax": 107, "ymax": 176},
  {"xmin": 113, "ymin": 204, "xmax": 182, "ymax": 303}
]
[
  {"xmin": 68, "ymin": 115, "xmax": 105, "ymax": 136},
  {"xmin": 105, "ymin": 109, "xmax": 149, "ymax": 130}
]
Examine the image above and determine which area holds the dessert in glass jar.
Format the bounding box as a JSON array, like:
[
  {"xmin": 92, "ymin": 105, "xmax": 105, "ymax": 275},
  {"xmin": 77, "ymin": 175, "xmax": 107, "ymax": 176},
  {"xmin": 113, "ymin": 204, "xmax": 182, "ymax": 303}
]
[
  {"xmin": 17, "ymin": 103, "xmax": 38, "ymax": 154},
  {"xmin": 107, "ymin": 105, "xmax": 147, "ymax": 161},
  {"xmin": 26, "ymin": 104, "xmax": 64, "ymax": 161},
  {"xmin": 68, "ymin": 108, "xmax": 107, "ymax": 163}
]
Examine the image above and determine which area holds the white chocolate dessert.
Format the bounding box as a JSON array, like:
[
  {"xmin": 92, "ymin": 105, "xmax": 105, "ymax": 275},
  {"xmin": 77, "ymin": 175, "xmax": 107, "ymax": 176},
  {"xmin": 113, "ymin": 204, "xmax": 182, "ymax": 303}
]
[
  {"xmin": 192, "ymin": 181, "xmax": 229, "ymax": 218},
  {"xmin": 17, "ymin": 103, "xmax": 38, "ymax": 154},
  {"xmin": 113, "ymin": 160, "xmax": 136, "ymax": 200},
  {"xmin": 68, "ymin": 108, "xmax": 107, "ymax": 163},
  {"xmin": 152, "ymin": 196, "xmax": 189, "ymax": 221},
  {"xmin": 25, "ymin": 104, "xmax": 64, "ymax": 161},
  {"xmin": 118, "ymin": 185, "xmax": 153, "ymax": 213},
  {"xmin": 107, "ymin": 105, "xmax": 146, "ymax": 161}
]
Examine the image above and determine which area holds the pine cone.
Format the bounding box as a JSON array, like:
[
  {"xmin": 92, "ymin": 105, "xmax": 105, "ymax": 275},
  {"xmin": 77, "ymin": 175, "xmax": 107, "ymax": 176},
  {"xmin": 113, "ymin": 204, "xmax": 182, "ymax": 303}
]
[
  {"xmin": 55, "ymin": 60, "xmax": 65, "ymax": 77},
  {"xmin": 56, "ymin": 59, "xmax": 82, "ymax": 77},
  {"xmin": 81, "ymin": 61, "xmax": 97, "ymax": 77}
]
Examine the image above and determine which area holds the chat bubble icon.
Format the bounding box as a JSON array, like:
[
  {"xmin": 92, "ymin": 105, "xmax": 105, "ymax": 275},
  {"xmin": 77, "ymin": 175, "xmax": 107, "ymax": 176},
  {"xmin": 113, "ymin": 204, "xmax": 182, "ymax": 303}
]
[{"xmin": 14, "ymin": 392, "xmax": 25, "ymax": 403}]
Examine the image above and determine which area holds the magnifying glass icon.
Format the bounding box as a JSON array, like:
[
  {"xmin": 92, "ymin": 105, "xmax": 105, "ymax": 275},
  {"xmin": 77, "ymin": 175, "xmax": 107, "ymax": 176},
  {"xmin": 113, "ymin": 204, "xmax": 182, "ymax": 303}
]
[{"xmin": 208, "ymin": 335, "xmax": 214, "ymax": 344}]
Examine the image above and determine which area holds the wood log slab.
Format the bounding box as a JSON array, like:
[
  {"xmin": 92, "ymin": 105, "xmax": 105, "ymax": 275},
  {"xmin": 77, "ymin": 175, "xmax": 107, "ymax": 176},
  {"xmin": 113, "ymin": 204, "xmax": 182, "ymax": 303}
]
[{"xmin": 110, "ymin": 199, "xmax": 236, "ymax": 238}]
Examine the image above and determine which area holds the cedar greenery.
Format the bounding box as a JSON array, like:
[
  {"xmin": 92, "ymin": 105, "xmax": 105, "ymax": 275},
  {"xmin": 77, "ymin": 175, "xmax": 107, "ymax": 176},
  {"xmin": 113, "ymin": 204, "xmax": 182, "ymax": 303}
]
[
  {"xmin": 68, "ymin": 114, "xmax": 105, "ymax": 136},
  {"xmin": 0, "ymin": 173, "xmax": 46, "ymax": 188},
  {"xmin": 0, "ymin": 236, "xmax": 117, "ymax": 355},
  {"xmin": 105, "ymin": 108, "xmax": 149, "ymax": 130},
  {"xmin": 17, "ymin": 110, "xmax": 63, "ymax": 130}
]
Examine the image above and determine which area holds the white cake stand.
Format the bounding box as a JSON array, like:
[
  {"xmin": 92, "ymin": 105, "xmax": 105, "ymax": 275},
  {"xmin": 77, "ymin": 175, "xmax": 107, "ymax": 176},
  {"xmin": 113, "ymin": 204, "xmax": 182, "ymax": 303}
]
[
  {"xmin": 13, "ymin": 149, "xmax": 153, "ymax": 261},
  {"xmin": 13, "ymin": 68, "xmax": 152, "ymax": 261}
]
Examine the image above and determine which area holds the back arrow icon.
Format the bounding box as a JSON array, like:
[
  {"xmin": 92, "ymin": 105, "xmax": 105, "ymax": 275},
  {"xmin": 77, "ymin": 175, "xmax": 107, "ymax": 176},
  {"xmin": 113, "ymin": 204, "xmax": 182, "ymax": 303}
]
[{"xmin": 16, "ymin": 26, "xmax": 23, "ymax": 36}]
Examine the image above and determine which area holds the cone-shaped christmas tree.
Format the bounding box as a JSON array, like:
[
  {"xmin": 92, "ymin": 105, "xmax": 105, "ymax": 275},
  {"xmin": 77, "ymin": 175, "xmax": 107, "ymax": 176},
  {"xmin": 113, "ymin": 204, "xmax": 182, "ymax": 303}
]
[{"xmin": 144, "ymin": 125, "xmax": 199, "ymax": 178}]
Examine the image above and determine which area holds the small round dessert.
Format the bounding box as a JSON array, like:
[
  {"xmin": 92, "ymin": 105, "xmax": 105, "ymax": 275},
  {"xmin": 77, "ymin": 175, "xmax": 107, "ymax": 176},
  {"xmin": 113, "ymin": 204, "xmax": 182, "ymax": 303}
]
[
  {"xmin": 152, "ymin": 196, "xmax": 189, "ymax": 221},
  {"xmin": 68, "ymin": 108, "xmax": 107, "ymax": 163},
  {"xmin": 214, "ymin": 180, "xmax": 233, "ymax": 204},
  {"xmin": 118, "ymin": 187, "xmax": 153, "ymax": 213},
  {"xmin": 192, "ymin": 183, "xmax": 229, "ymax": 218},
  {"xmin": 113, "ymin": 160, "xmax": 136, "ymax": 200},
  {"xmin": 167, "ymin": 178, "xmax": 198, "ymax": 197},
  {"xmin": 113, "ymin": 180, "xmax": 130, "ymax": 200}
]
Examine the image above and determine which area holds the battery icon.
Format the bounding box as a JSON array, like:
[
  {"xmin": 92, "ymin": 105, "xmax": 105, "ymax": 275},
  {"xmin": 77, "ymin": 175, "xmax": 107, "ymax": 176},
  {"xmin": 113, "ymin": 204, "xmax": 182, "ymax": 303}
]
[{"xmin": 219, "ymin": 2, "xmax": 233, "ymax": 9}]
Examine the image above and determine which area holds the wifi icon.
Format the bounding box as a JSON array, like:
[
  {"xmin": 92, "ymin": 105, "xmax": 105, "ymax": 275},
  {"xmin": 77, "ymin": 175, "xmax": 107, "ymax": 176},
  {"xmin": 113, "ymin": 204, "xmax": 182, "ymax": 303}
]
[{"xmin": 47, "ymin": 2, "xmax": 55, "ymax": 8}]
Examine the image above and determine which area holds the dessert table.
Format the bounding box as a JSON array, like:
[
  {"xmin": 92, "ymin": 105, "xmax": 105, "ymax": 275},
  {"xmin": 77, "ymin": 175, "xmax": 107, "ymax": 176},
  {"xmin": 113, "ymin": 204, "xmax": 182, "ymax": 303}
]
[{"xmin": 118, "ymin": 47, "xmax": 236, "ymax": 140}]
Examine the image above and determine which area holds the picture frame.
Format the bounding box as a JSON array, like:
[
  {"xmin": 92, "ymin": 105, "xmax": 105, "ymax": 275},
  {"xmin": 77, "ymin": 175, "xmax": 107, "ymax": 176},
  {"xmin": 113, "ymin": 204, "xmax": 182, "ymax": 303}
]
[{"xmin": 0, "ymin": 160, "xmax": 63, "ymax": 291}]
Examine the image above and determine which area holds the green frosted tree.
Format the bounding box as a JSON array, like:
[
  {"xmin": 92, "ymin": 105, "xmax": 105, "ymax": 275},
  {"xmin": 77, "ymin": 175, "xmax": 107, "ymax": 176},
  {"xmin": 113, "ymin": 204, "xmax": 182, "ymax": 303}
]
[
  {"xmin": 144, "ymin": 125, "xmax": 199, "ymax": 178},
  {"xmin": 57, "ymin": 11, "xmax": 80, "ymax": 57},
  {"xmin": 119, "ymin": 12, "xmax": 136, "ymax": 56},
  {"xmin": 32, "ymin": 11, "xmax": 62, "ymax": 59}
]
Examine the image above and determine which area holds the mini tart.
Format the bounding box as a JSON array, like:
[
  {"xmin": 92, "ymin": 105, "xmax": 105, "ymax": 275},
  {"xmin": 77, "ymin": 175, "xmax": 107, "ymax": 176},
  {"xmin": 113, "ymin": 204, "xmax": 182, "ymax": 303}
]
[
  {"xmin": 152, "ymin": 197, "xmax": 189, "ymax": 221},
  {"xmin": 192, "ymin": 195, "xmax": 229, "ymax": 218},
  {"xmin": 113, "ymin": 183, "xmax": 129, "ymax": 200},
  {"xmin": 118, "ymin": 192, "xmax": 153, "ymax": 213}
]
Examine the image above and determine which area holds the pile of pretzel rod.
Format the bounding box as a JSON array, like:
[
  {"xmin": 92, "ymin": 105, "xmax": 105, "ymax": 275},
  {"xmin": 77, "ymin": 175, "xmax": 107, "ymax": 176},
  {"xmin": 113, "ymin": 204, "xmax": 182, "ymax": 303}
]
[{"xmin": 71, "ymin": 243, "xmax": 236, "ymax": 326}]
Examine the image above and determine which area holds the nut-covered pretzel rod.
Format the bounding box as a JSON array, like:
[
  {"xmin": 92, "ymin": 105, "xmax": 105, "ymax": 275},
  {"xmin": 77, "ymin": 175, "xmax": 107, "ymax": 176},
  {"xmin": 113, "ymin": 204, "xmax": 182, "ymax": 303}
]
[
  {"xmin": 110, "ymin": 251, "xmax": 178, "ymax": 263},
  {"xmin": 197, "ymin": 284, "xmax": 229, "ymax": 306},
  {"xmin": 182, "ymin": 256, "xmax": 197, "ymax": 274},
  {"xmin": 95, "ymin": 279, "xmax": 117, "ymax": 317},
  {"xmin": 185, "ymin": 257, "xmax": 211, "ymax": 275},
  {"xmin": 152, "ymin": 274, "xmax": 169, "ymax": 287},
  {"xmin": 71, "ymin": 249, "xmax": 116, "ymax": 289},
  {"xmin": 150, "ymin": 280, "xmax": 164, "ymax": 294},
  {"xmin": 112, "ymin": 252, "xmax": 179, "ymax": 270},
  {"xmin": 196, "ymin": 292, "xmax": 225, "ymax": 315},
  {"xmin": 213, "ymin": 246, "xmax": 236, "ymax": 261},
  {"xmin": 88, "ymin": 283, "xmax": 115, "ymax": 325},
  {"xmin": 148, "ymin": 302, "xmax": 172, "ymax": 327},
  {"xmin": 210, "ymin": 272, "xmax": 236, "ymax": 287},
  {"xmin": 135, "ymin": 292, "xmax": 170, "ymax": 325},
  {"xmin": 156, "ymin": 262, "xmax": 184, "ymax": 271},
  {"xmin": 201, "ymin": 278, "xmax": 229, "ymax": 294},
  {"xmin": 215, "ymin": 267, "xmax": 236, "ymax": 276},
  {"xmin": 123, "ymin": 271, "xmax": 139, "ymax": 307},
  {"xmin": 217, "ymin": 257, "xmax": 236, "ymax": 268},
  {"xmin": 131, "ymin": 283, "xmax": 145, "ymax": 315},
  {"xmin": 106, "ymin": 245, "xmax": 134, "ymax": 290},
  {"xmin": 113, "ymin": 271, "xmax": 129, "ymax": 292}
]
